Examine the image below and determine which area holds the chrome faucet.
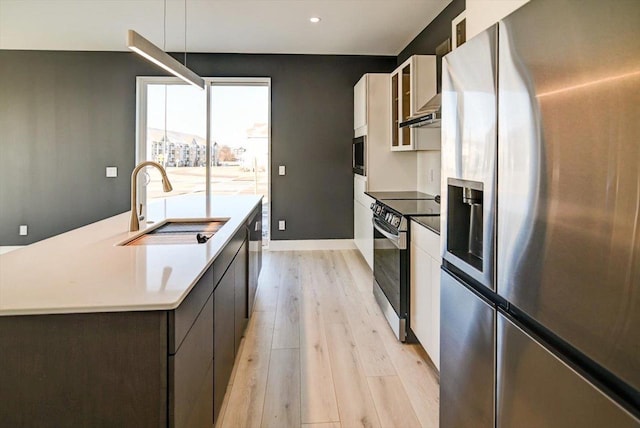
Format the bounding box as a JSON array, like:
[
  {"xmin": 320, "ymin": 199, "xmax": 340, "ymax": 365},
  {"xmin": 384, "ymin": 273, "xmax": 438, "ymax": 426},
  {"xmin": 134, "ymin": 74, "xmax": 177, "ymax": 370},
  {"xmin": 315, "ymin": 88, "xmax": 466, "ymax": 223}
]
[{"xmin": 130, "ymin": 161, "xmax": 173, "ymax": 232}]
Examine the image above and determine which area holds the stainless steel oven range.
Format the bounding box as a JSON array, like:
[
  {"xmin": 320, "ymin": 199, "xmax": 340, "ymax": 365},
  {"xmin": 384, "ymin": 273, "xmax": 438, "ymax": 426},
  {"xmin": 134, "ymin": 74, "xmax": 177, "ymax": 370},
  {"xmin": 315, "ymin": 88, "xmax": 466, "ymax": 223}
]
[
  {"xmin": 372, "ymin": 201, "xmax": 409, "ymax": 341},
  {"xmin": 370, "ymin": 196, "xmax": 440, "ymax": 342}
]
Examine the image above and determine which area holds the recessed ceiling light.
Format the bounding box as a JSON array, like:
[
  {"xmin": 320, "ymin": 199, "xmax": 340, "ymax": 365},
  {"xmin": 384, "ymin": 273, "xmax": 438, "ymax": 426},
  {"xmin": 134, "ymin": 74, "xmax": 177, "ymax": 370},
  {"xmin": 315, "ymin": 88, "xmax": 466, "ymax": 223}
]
[{"xmin": 309, "ymin": 17, "xmax": 321, "ymax": 23}]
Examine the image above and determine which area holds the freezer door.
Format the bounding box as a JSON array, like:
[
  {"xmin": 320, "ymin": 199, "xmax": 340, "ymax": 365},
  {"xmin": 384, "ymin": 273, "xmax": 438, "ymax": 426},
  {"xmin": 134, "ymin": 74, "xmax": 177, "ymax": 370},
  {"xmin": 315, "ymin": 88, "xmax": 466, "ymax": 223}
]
[
  {"xmin": 441, "ymin": 25, "xmax": 497, "ymax": 290},
  {"xmin": 497, "ymin": 314, "xmax": 639, "ymax": 427},
  {"xmin": 497, "ymin": 0, "xmax": 640, "ymax": 392},
  {"xmin": 440, "ymin": 270, "xmax": 495, "ymax": 428}
]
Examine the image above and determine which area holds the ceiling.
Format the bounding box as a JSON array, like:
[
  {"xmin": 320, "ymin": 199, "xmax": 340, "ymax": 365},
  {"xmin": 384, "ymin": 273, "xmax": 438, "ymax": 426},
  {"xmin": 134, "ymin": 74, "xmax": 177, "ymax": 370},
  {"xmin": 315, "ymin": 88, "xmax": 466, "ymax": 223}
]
[{"xmin": 0, "ymin": 0, "xmax": 451, "ymax": 56}]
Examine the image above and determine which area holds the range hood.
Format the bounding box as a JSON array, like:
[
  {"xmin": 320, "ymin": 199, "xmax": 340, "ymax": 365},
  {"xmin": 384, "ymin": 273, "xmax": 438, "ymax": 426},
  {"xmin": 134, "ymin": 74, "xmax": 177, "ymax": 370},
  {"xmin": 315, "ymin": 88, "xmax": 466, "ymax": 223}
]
[{"xmin": 399, "ymin": 93, "xmax": 441, "ymax": 128}]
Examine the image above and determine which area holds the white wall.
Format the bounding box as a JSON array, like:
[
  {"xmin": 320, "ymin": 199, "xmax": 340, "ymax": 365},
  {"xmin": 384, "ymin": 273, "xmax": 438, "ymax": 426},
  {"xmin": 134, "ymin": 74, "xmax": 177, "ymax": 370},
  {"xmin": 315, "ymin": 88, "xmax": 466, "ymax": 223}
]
[
  {"xmin": 466, "ymin": 0, "xmax": 530, "ymax": 40},
  {"xmin": 417, "ymin": 151, "xmax": 441, "ymax": 196}
]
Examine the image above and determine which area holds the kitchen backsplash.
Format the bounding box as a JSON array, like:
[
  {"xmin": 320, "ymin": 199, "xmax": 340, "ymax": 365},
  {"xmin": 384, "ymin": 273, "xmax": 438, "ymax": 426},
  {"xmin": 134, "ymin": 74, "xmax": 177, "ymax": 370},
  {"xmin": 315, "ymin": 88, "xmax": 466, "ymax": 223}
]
[{"xmin": 417, "ymin": 151, "xmax": 442, "ymax": 196}]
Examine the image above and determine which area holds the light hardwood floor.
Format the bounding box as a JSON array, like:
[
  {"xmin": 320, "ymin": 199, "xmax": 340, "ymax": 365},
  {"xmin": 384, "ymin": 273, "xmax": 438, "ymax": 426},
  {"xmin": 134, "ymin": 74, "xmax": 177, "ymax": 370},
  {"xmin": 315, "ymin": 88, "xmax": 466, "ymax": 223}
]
[{"xmin": 217, "ymin": 250, "xmax": 440, "ymax": 428}]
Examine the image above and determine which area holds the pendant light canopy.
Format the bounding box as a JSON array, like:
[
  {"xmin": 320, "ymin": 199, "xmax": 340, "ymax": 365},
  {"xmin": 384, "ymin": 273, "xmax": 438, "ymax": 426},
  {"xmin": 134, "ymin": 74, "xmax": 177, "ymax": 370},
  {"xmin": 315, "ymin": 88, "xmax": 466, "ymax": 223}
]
[{"xmin": 127, "ymin": 30, "xmax": 204, "ymax": 89}]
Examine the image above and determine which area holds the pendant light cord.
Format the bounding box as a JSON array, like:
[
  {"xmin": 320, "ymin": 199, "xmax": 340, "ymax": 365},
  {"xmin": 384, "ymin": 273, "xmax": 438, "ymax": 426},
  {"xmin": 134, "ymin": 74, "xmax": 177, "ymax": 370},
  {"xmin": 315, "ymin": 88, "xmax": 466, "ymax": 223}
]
[
  {"xmin": 165, "ymin": 0, "xmax": 188, "ymax": 67},
  {"xmin": 163, "ymin": 0, "xmax": 168, "ymax": 166},
  {"xmin": 184, "ymin": 0, "xmax": 188, "ymax": 66},
  {"xmin": 163, "ymin": 85, "xmax": 168, "ymax": 167}
]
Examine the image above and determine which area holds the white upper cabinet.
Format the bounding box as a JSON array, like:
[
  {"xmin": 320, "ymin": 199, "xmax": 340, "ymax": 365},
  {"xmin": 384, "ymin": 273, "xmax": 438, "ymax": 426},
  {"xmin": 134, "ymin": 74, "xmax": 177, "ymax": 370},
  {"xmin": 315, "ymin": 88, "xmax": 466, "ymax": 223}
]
[
  {"xmin": 390, "ymin": 55, "xmax": 438, "ymax": 151},
  {"xmin": 352, "ymin": 73, "xmax": 418, "ymax": 191},
  {"xmin": 354, "ymin": 75, "xmax": 368, "ymax": 136}
]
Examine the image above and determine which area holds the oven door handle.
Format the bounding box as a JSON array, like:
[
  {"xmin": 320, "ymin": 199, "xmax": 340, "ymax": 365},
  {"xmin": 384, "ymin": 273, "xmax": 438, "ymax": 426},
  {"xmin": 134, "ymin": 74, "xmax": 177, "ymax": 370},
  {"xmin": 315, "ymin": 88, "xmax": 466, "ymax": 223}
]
[{"xmin": 372, "ymin": 218, "xmax": 407, "ymax": 250}]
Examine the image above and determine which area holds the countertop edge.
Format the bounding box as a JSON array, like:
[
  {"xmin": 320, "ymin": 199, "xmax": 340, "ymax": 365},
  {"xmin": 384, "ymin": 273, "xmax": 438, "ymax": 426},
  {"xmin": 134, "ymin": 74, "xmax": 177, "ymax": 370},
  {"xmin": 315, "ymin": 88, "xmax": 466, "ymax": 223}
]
[
  {"xmin": 0, "ymin": 195, "xmax": 263, "ymax": 317},
  {"xmin": 410, "ymin": 216, "xmax": 441, "ymax": 235},
  {"xmin": 169, "ymin": 198, "xmax": 260, "ymax": 309}
]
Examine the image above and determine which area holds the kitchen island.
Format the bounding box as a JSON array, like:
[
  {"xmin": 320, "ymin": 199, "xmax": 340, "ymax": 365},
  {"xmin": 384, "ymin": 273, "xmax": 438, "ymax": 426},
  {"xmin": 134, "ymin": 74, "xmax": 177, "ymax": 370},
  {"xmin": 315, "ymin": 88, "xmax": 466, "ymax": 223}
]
[{"xmin": 0, "ymin": 194, "xmax": 263, "ymax": 427}]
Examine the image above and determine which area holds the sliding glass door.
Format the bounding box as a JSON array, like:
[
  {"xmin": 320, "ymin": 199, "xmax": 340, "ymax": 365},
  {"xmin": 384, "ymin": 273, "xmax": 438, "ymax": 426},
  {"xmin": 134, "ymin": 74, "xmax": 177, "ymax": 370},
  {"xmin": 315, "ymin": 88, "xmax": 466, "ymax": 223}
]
[
  {"xmin": 210, "ymin": 80, "xmax": 270, "ymax": 240},
  {"xmin": 141, "ymin": 80, "xmax": 207, "ymax": 199},
  {"xmin": 137, "ymin": 77, "xmax": 270, "ymax": 243}
]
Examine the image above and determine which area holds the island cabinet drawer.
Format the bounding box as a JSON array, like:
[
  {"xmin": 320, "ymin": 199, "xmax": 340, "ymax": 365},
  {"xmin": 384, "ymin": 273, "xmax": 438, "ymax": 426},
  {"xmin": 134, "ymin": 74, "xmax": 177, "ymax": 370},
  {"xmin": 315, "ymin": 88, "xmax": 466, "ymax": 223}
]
[
  {"xmin": 168, "ymin": 264, "xmax": 214, "ymax": 354},
  {"xmin": 234, "ymin": 240, "xmax": 248, "ymax": 353},
  {"xmin": 169, "ymin": 292, "xmax": 214, "ymax": 428},
  {"xmin": 213, "ymin": 226, "xmax": 247, "ymax": 287},
  {"xmin": 213, "ymin": 260, "xmax": 236, "ymax": 423}
]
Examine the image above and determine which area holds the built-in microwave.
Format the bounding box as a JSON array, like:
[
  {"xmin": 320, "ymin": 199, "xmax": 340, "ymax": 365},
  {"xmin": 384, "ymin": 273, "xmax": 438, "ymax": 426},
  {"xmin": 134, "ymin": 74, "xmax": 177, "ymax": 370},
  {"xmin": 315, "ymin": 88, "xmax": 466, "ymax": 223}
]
[{"xmin": 353, "ymin": 136, "xmax": 366, "ymax": 176}]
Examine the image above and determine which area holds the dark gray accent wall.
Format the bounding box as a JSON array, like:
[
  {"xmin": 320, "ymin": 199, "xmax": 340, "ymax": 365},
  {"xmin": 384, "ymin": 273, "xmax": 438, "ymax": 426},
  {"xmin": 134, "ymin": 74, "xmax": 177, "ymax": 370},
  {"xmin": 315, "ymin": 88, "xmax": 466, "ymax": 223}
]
[
  {"xmin": 0, "ymin": 51, "xmax": 394, "ymax": 245},
  {"xmin": 395, "ymin": 0, "xmax": 465, "ymax": 123},
  {"xmin": 0, "ymin": 51, "xmax": 161, "ymax": 245},
  {"xmin": 398, "ymin": 0, "xmax": 466, "ymax": 64},
  {"xmin": 184, "ymin": 54, "xmax": 395, "ymax": 241}
]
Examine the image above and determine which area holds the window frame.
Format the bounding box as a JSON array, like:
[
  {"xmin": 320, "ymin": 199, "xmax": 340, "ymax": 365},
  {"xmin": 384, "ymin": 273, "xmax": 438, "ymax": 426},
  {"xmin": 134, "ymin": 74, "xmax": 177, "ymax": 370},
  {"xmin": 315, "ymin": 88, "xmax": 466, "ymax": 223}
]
[{"xmin": 135, "ymin": 76, "xmax": 272, "ymax": 243}]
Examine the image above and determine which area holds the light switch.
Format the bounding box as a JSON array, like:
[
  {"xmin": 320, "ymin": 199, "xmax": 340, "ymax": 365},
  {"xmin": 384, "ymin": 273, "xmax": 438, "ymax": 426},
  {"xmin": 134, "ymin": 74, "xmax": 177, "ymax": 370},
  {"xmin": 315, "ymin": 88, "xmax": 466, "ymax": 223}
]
[
  {"xmin": 278, "ymin": 165, "xmax": 286, "ymax": 176},
  {"xmin": 106, "ymin": 167, "xmax": 118, "ymax": 178},
  {"xmin": 278, "ymin": 220, "xmax": 286, "ymax": 230},
  {"xmin": 19, "ymin": 225, "xmax": 28, "ymax": 236}
]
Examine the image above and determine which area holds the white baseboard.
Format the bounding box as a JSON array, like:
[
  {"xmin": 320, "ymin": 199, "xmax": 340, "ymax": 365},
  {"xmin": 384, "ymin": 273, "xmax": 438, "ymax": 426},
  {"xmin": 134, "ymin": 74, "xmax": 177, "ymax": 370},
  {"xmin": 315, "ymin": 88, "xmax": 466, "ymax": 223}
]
[
  {"xmin": 0, "ymin": 246, "xmax": 25, "ymax": 255},
  {"xmin": 267, "ymin": 239, "xmax": 356, "ymax": 251}
]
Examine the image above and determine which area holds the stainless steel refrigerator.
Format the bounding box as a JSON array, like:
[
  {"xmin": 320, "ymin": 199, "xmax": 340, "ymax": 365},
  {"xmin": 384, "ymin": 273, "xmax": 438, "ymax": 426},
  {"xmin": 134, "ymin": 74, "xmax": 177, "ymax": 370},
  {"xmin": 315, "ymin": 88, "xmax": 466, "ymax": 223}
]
[{"xmin": 440, "ymin": 0, "xmax": 640, "ymax": 426}]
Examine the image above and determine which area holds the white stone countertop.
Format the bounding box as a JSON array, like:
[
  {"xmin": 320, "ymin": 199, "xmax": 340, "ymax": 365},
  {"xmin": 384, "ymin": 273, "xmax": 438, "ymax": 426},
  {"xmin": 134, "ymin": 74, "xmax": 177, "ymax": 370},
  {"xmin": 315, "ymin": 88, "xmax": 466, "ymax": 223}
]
[{"xmin": 0, "ymin": 194, "xmax": 262, "ymax": 316}]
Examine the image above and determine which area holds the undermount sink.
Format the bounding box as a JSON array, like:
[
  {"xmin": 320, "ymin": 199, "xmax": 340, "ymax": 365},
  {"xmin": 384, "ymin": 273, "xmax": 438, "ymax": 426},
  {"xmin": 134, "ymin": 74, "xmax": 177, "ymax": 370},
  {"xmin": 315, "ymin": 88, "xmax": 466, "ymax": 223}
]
[{"xmin": 120, "ymin": 219, "xmax": 229, "ymax": 246}]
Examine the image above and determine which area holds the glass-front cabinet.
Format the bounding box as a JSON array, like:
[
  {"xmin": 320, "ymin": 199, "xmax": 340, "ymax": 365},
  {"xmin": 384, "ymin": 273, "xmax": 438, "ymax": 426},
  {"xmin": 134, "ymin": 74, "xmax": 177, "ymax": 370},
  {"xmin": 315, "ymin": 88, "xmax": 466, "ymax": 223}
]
[{"xmin": 390, "ymin": 55, "xmax": 437, "ymax": 151}]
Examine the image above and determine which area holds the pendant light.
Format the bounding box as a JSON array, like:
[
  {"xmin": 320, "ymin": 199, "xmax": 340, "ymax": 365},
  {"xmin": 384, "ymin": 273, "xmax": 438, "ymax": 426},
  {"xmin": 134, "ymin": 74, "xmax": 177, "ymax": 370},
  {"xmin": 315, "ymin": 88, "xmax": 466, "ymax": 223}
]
[{"xmin": 128, "ymin": 0, "xmax": 204, "ymax": 89}]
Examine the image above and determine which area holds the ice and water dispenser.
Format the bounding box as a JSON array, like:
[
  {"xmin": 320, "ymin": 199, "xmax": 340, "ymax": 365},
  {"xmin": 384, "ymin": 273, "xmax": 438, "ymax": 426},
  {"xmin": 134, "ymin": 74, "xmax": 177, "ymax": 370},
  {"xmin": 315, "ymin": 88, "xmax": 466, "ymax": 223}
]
[{"xmin": 446, "ymin": 178, "xmax": 484, "ymax": 272}]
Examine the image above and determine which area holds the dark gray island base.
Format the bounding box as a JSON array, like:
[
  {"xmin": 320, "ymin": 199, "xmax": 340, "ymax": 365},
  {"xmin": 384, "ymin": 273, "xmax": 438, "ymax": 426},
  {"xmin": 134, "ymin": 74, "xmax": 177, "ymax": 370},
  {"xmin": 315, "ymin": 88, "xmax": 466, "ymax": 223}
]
[{"xmin": 0, "ymin": 204, "xmax": 262, "ymax": 427}]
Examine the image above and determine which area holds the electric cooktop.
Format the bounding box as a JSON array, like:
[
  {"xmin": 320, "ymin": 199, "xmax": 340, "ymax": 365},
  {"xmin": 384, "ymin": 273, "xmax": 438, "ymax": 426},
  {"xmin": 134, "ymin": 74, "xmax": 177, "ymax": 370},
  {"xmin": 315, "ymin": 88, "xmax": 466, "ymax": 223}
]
[{"xmin": 380, "ymin": 199, "xmax": 441, "ymax": 217}]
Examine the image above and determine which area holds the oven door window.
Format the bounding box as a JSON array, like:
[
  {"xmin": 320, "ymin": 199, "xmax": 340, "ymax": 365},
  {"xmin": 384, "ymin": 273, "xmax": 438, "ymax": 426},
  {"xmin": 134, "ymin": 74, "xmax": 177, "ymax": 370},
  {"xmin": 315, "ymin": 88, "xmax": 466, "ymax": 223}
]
[{"xmin": 374, "ymin": 228, "xmax": 401, "ymax": 315}]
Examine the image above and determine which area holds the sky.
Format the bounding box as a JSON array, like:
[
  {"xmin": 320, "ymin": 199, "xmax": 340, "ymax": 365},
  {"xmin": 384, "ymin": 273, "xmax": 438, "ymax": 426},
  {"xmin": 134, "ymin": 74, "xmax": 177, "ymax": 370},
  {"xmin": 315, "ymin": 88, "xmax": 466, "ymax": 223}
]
[{"xmin": 147, "ymin": 83, "xmax": 269, "ymax": 147}]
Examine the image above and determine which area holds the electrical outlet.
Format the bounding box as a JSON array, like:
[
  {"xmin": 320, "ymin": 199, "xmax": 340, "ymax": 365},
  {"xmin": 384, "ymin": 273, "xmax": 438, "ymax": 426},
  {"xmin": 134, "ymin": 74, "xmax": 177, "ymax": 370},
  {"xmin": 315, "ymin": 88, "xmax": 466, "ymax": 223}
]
[
  {"xmin": 278, "ymin": 165, "xmax": 286, "ymax": 176},
  {"xmin": 19, "ymin": 225, "xmax": 28, "ymax": 236},
  {"xmin": 430, "ymin": 169, "xmax": 434, "ymax": 182},
  {"xmin": 278, "ymin": 220, "xmax": 286, "ymax": 231},
  {"xmin": 106, "ymin": 166, "xmax": 118, "ymax": 178}
]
